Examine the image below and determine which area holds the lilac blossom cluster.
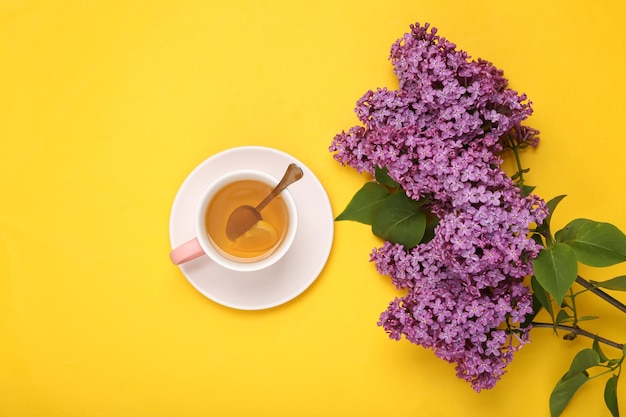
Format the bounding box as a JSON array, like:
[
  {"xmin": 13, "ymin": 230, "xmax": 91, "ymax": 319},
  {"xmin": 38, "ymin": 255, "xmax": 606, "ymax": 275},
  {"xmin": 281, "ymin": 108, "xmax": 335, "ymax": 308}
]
[{"xmin": 330, "ymin": 23, "xmax": 548, "ymax": 391}]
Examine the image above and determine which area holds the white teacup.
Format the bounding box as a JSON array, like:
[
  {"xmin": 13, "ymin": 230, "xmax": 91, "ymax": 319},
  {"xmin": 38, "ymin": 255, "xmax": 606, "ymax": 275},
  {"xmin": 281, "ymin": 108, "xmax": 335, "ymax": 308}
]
[{"xmin": 169, "ymin": 170, "xmax": 298, "ymax": 272}]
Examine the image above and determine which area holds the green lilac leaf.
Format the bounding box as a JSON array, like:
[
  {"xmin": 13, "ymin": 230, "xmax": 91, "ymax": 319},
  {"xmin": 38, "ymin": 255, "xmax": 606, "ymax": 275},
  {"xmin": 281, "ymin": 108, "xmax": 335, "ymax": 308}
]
[
  {"xmin": 421, "ymin": 217, "xmax": 439, "ymax": 243},
  {"xmin": 532, "ymin": 243, "xmax": 579, "ymax": 305},
  {"xmin": 522, "ymin": 291, "xmax": 543, "ymax": 328},
  {"xmin": 560, "ymin": 219, "xmax": 626, "ymax": 267},
  {"xmin": 536, "ymin": 195, "xmax": 567, "ymax": 239},
  {"xmin": 335, "ymin": 182, "xmax": 390, "ymax": 224},
  {"xmin": 521, "ymin": 184, "xmax": 536, "ymax": 196},
  {"xmin": 592, "ymin": 275, "xmax": 626, "ymax": 291},
  {"xmin": 593, "ymin": 336, "xmax": 610, "ymax": 363},
  {"xmin": 604, "ymin": 375, "xmax": 619, "ymax": 417},
  {"xmin": 375, "ymin": 166, "xmax": 399, "ymax": 188},
  {"xmin": 531, "ymin": 232, "xmax": 544, "ymax": 246},
  {"xmin": 564, "ymin": 349, "xmax": 600, "ymax": 380},
  {"xmin": 531, "ymin": 275, "xmax": 554, "ymax": 322},
  {"xmin": 545, "ymin": 195, "xmax": 567, "ymax": 220},
  {"xmin": 555, "ymin": 309, "xmax": 573, "ymax": 324},
  {"xmin": 372, "ymin": 191, "xmax": 426, "ymax": 249},
  {"xmin": 555, "ymin": 218, "xmax": 588, "ymax": 243},
  {"xmin": 577, "ymin": 315, "xmax": 599, "ymax": 322},
  {"xmin": 550, "ymin": 372, "xmax": 590, "ymax": 417}
]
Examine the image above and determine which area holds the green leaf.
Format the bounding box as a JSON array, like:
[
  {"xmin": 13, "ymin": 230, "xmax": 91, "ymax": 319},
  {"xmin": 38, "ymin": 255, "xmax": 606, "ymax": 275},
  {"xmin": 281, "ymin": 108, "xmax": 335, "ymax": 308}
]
[
  {"xmin": 555, "ymin": 218, "xmax": 588, "ymax": 243},
  {"xmin": 593, "ymin": 336, "xmax": 610, "ymax": 363},
  {"xmin": 533, "ymin": 243, "xmax": 579, "ymax": 305},
  {"xmin": 604, "ymin": 375, "xmax": 620, "ymax": 417},
  {"xmin": 564, "ymin": 349, "xmax": 600, "ymax": 380},
  {"xmin": 555, "ymin": 309, "xmax": 573, "ymax": 324},
  {"xmin": 335, "ymin": 182, "xmax": 390, "ymax": 224},
  {"xmin": 531, "ymin": 232, "xmax": 544, "ymax": 246},
  {"xmin": 545, "ymin": 195, "xmax": 567, "ymax": 220},
  {"xmin": 592, "ymin": 275, "xmax": 626, "ymax": 291},
  {"xmin": 550, "ymin": 372, "xmax": 590, "ymax": 417},
  {"xmin": 421, "ymin": 216, "xmax": 439, "ymax": 243},
  {"xmin": 577, "ymin": 315, "xmax": 599, "ymax": 322},
  {"xmin": 558, "ymin": 219, "xmax": 626, "ymax": 267},
  {"xmin": 536, "ymin": 195, "xmax": 567, "ymax": 238},
  {"xmin": 550, "ymin": 349, "xmax": 601, "ymax": 417},
  {"xmin": 531, "ymin": 275, "xmax": 554, "ymax": 321},
  {"xmin": 521, "ymin": 184, "xmax": 536, "ymax": 196},
  {"xmin": 372, "ymin": 191, "xmax": 426, "ymax": 249},
  {"xmin": 375, "ymin": 166, "xmax": 399, "ymax": 188},
  {"xmin": 523, "ymin": 291, "xmax": 543, "ymax": 328}
]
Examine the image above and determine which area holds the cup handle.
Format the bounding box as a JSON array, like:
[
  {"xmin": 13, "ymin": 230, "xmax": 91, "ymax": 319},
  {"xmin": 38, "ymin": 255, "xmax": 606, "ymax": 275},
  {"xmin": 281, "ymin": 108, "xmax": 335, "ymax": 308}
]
[{"xmin": 169, "ymin": 237, "xmax": 204, "ymax": 265}]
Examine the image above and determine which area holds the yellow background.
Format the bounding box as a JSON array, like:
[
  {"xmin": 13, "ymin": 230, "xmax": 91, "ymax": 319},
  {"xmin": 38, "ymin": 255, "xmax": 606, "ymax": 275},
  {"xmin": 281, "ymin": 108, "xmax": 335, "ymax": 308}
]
[{"xmin": 1, "ymin": 1, "xmax": 625, "ymax": 416}]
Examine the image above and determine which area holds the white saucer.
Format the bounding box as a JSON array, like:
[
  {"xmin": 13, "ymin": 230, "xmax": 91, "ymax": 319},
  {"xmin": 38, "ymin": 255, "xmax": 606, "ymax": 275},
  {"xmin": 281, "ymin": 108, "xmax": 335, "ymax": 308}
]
[{"xmin": 169, "ymin": 146, "xmax": 334, "ymax": 310}]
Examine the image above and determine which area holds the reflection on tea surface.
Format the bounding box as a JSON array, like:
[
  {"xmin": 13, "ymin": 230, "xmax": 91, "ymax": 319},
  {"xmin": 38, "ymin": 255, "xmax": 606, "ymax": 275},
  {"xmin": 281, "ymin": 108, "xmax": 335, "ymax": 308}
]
[{"xmin": 205, "ymin": 180, "xmax": 289, "ymax": 261}]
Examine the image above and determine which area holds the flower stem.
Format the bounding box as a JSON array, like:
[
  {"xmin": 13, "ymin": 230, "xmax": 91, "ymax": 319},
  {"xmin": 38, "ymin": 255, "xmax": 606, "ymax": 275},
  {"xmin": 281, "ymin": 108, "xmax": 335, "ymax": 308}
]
[
  {"xmin": 531, "ymin": 322, "xmax": 625, "ymax": 350},
  {"xmin": 508, "ymin": 139, "xmax": 526, "ymax": 188},
  {"xmin": 576, "ymin": 276, "xmax": 626, "ymax": 314}
]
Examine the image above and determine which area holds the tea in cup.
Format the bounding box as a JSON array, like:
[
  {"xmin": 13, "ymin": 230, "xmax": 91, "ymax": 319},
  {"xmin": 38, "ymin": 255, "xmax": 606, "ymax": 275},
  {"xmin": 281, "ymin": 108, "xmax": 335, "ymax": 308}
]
[{"xmin": 169, "ymin": 170, "xmax": 298, "ymax": 272}]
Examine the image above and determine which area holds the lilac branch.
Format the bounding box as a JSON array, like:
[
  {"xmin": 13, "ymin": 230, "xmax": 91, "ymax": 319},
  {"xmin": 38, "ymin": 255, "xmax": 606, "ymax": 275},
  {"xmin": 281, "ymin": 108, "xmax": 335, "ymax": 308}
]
[
  {"xmin": 531, "ymin": 322, "xmax": 625, "ymax": 350},
  {"xmin": 576, "ymin": 276, "xmax": 626, "ymax": 314}
]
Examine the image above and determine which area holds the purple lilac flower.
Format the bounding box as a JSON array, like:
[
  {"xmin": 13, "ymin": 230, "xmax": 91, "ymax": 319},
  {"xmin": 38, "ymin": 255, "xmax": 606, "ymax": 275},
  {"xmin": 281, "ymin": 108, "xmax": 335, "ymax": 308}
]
[{"xmin": 330, "ymin": 23, "xmax": 547, "ymax": 391}]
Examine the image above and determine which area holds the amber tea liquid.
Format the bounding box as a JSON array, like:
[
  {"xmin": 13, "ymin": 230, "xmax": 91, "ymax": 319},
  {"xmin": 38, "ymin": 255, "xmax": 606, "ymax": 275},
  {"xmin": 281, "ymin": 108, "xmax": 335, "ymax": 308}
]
[{"xmin": 205, "ymin": 179, "xmax": 290, "ymax": 261}]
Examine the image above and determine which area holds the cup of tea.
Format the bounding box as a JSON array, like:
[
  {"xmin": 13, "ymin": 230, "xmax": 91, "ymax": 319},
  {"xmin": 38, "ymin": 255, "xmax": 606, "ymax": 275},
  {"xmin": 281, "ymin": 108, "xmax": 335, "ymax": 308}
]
[{"xmin": 169, "ymin": 169, "xmax": 298, "ymax": 272}]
